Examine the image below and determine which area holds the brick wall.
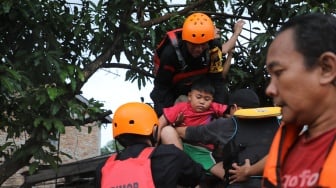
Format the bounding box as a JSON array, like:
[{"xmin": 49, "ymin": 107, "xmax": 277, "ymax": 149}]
[
  {"xmin": 1, "ymin": 124, "xmax": 101, "ymax": 187},
  {"xmin": 59, "ymin": 125, "xmax": 101, "ymax": 163}
]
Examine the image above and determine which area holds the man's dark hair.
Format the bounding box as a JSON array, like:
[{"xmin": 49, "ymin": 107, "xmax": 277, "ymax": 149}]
[
  {"xmin": 278, "ymin": 13, "xmax": 336, "ymax": 68},
  {"xmin": 116, "ymin": 134, "xmax": 151, "ymax": 147},
  {"xmin": 229, "ymin": 88, "xmax": 260, "ymax": 108},
  {"xmin": 191, "ymin": 76, "xmax": 215, "ymax": 96}
]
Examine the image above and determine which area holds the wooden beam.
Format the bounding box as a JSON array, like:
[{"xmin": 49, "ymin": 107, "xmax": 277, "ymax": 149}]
[{"xmin": 23, "ymin": 154, "xmax": 111, "ymax": 186}]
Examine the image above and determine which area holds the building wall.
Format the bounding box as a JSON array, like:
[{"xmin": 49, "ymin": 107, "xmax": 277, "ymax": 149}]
[
  {"xmin": 1, "ymin": 124, "xmax": 101, "ymax": 187},
  {"xmin": 59, "ymin": 125, "xmax": 101, "ymax": 164}
]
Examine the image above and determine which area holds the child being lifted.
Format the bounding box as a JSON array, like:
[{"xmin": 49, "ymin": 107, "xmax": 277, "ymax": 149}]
[{"xmin": 158, "ymin": 77, "xmax": 228, "ymax": 180}]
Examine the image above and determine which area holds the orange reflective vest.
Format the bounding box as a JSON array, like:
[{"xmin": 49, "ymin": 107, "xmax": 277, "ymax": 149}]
[
  {"xmin": 101, "ymin": 147, "xmax": 155, "ymax": 188},
  {"xmin": 262, "ymin": 124, "xmax": 336, "ymax": 187}
]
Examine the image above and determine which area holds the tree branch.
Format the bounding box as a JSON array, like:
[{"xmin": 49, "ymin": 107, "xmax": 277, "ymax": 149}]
[
  {"xmin": 82, "ymin": 0, "xmax": 209, "ymax": 85},
  {"xmin": 140, "ymin": 0, "xmax": 210, "ymax": 27},
  {"xmin": 82, "ymin": 34, "xmax": 123, "ymax": 81},
  {"xmin": 101, "ymin": 63, "xmax": 154, "ymax": 78},
  {"xmin": 0, "ymin": 139, "xmax": 37, "ymax": 185}
]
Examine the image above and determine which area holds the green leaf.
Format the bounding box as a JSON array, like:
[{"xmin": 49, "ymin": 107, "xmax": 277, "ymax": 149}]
[
  {"xmin": 70, "ymin": 78, "xmax": 77, "ymax": 91},
  {"xmin": 53, "ymin": 120, "xmax": 65, "ymax": 134},
  {"xmin": 47, "ymin": 88, "xmax": 58, "ymax": 101},
  {"xmin": 2, "ymin": 1, "xmax": 13, "ymax": 14},
  {"xmin": 50, "ymin": 104, "xmax": 61, "ymax": 116},
  {"xmin": 29, "ymin": 162, "xmax": 39, "ymax": 175},
  {"xmin": 36, "ymin": 94, "xmax": 47, "ymax": 105},
  {"xmin": 60, "ymin": 151, "xmax": 73, "ymax": 159},
  {"xmin": 43, "ymin": 119, "xmax": 52, "ymax": 131},
  {"xmin": 77, "ymin": 70, "xmax": 85, "ymax": 82},
  {"xmin": 0, "ymin": 142, "xmax": 12, "ymax": 152},
  {"xmin": 47, "ymin": 87, "xmax": 66, "ymax": 101},
  {"xmin": 34, "ymin": 118, "xmax": 43, "ymax": 128}
]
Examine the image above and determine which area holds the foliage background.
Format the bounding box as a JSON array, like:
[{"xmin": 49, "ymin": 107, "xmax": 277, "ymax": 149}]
[{"xmin": 1, "ymin": 0, "xmax": 335, "ymax": 185}]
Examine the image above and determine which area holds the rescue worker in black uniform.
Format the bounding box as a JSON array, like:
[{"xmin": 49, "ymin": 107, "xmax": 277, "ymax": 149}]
[
  {"xmin": 150, "ymin": 12, "xmax": 245, "ymax": 116},
  {"xmin": 96, "ymin": 102, "xmax": 206, "ymax": 188},
  {"xmin": 160, "ymin": 89, "xmax": 279, "ymax": 187}
]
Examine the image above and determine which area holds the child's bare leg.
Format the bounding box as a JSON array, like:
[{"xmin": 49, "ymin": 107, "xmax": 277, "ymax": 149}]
[{"xmin": 160, "ymin": 126, "xmax": 183, "ymax": 150}]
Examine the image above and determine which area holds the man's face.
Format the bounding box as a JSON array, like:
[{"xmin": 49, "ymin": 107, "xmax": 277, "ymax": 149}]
[
  {"xmin": 186, "ymin": 42, "xmax": 209, "ymax": 58},
  {"xmin": 265, "ymin": 29, "xmax": 322, "ymax": 126},
  {"xmin": 188, "ymin": 90, "xmax": 213, "ymax": 113}
]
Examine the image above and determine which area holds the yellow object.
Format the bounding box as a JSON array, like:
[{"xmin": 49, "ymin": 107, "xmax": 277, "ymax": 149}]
[
  {"xmin": 182, "ymin": 13, "xmax": 215, "ymax": 44},
  {"xmin": 234, "ymin": 107, "xmax": 281, "ymax": 119},
  {"xmin": 209, "ymin": 46, "xmax": 224, "ymax": 73},
  {"xmin": 112, "ymin": 102, "xmax": 158, "ymax": 138}
]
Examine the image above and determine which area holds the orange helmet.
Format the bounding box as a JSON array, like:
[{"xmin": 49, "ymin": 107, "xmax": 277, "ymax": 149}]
[
  {"xmin": 182, "ymin": 13, "xmax": 215, "ymax": 44},
  {"xmin": 112, "ymin": 102, "xmax": 158, "ymax": 138}
]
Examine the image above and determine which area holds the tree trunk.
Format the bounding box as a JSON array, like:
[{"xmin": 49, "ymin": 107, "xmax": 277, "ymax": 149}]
[{"xmin": 0, "ymin": 139, "xmax": 37, "ymax": 185}]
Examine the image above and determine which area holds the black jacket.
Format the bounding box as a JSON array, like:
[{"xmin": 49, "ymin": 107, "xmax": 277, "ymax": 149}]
[{"xmin": 150, "ymin": 39, "xmax": 228, "ymax": 116}]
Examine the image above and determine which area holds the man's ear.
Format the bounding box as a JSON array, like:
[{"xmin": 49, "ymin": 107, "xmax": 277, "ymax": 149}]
[
  {"xmin": 318, "ymin": 52, "xmax": 336, "ymax": 85},
  {"xmin": 230, "ymin": 104, "xmax": 238, "ymax": 115},
  {"xmin": 187, "ymin": 92, "xmax": 192, "ymax": 101}
]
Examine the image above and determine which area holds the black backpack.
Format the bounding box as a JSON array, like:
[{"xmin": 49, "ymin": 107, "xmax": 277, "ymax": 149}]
[
  {"xmin": 222, "ymin": 108, "xmax": 281, "ymax": 187},
  {"xmin": 153, "ymin": 28, "xmax": 187, "ymax": 76}
]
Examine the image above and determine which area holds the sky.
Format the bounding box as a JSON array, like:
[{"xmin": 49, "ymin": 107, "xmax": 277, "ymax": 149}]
[{"xmin": 81, "ymin": 68, "xmax": 153, "ymax": 147}]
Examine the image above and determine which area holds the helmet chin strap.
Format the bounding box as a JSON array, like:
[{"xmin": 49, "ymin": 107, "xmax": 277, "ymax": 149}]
[{"xmin": 151, "ymin": 125, "xmax": 159, "ymax": 146}]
